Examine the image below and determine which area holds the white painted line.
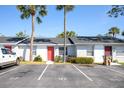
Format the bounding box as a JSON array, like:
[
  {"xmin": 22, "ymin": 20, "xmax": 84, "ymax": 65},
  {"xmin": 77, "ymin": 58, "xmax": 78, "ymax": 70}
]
[
  {"xmin": 0, "ymin": 67, "xmax": 19, "ymax": 76},
  {"xmin": 104, "ymin": 67, "xmax": 124, "ymax": 76},
  {"xmin": 72, "ymin": 64, "xmax": 93, "ymax": 81},
  {"xmin": 37, "ymin": 64, "xmax": 49, "ymax": 80}
]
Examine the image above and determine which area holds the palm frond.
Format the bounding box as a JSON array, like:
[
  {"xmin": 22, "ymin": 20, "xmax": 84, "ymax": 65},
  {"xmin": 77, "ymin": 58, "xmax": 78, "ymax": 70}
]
[
  {"xmin": 65, "ymin": 5, "xmax": 74, "ymax": 12},
  {"xmin": 56, "ymin": 5, "xmax": 64, "ymax": 11},
  {"xmin": 36, "ymin": 16, "xmax": 42, "ymax": 24},
  {"xmin": 16, "ymin": 5, "xmax": 47, "ymax": 23}
]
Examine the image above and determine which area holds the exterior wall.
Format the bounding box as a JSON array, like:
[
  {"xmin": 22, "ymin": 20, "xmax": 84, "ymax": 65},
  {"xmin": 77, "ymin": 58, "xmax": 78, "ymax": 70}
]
[
  {"xmin": 94, "ymin": 45, "xmax": 104, "ymax": 63},
  {"xmin": 14, "ymin": 45, "xmax": 30, "ymax": 61},
  {"xmin": 36, "ymin": 45, "xmax": 47, "ymax": 61},
  {"xmin": 76, "ymin": 44, "xmax": 124, "ymax": 63},
  {"xmin": 14, "ymin": 45, "xmax": 57, "ymax": 61},
  {"xmin": 112, "ymin": 45, "xmax": 124, "ymax": 62},
  {"xmin": 76, "ymin": 45, "xmax": 87, "ymax": 57},
  {"xmin": 7, "ymin": 44, "xmax": 124, "ymax": 62},
  {"xmin": 76, "ymin": 45, "xmax": 104, "ymax": 63},
  {"xmin": 37, "ymin": 45, "xmax": 60, "ymax": 61},
  {"xmin": 67, "ymin": 45, "xmax": 76, "ymax": 56}
]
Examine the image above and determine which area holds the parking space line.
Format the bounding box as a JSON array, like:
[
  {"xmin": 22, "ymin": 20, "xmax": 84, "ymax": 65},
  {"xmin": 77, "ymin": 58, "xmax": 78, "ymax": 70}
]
[
  {"xmin": 104, "ymin": 67, "xmax": 124, "ymax": 76},
  {"xmin": 72, "ymin": 64, "xmax": 93, "ymax": 81},
  {"xmin": 0, "ymin": 67, "xmax": 19, "ymax": 76},
  {"xmin": 37, "ymin": 64, "xmax": 49, "ymax": 80}
]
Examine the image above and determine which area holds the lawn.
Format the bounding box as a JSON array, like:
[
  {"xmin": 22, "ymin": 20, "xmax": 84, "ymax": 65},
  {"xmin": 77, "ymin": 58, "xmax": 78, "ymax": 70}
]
[
  {"xmin": 20, "ymin": 61, "xmax": 46, "ymax": 65},
  {"xmin": 118, "ymin": 62, "xmax": 124, "ymax": 66},
  {"xmin": 20, "ymin": 61, "xmax": 71, "ymax": 65}
]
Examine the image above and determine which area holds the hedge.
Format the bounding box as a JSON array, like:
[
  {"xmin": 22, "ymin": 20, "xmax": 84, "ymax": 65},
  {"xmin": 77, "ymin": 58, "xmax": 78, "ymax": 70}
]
[{"xmin": 67, "ymin": 57, "xmax": 94, "ymax": 64}]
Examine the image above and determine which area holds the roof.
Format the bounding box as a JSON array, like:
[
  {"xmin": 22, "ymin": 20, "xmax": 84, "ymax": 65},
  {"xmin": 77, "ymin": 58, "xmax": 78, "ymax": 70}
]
[
  {"xmin": 70, "ymin": 36, "xmax": 124, "ymax": 44},
  {"xmin": 0, "ymin": 36, "xmax": 73, "ymax": 45},
  {"xmin": 20, "ymin": 37, "xmax": 73, "ymax": 44},
  {"xmin": 0, "ymin": 36, "xmax": 24, "ymax": 44},
  {"xmin": 0, "ymin": 36, "xmax": 124, "ymax": 45}
]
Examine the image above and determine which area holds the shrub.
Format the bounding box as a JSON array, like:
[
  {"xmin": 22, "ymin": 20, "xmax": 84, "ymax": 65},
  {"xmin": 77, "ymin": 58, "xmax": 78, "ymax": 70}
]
[
  {"xmin": 113, "ymin": 59, "xmax": 119, "ymax": 63},
  {"xmin": 67, "ymin": 57, "xmax": 94, "ymax": 64},
  {"xmin": 66, "ymin": 57, "xmax": 76, "ymax": 63},
  {"xmin": 54, "ymin": 56, "xmax": 63, "ymax": 62},
  {"xmin": 19, "ymin": 56, "xmax": 24, "ymax": 61},
  {"xmin": 34, "ymin": 55, "xmax": 42, "ymax": 62}
]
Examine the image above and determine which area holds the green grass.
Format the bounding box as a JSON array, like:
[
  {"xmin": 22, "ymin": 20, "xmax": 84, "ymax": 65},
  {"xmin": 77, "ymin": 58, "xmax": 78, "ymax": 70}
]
[
  {"xmin": 20, "ymin": 61, "xmax": 71, "ymax": 65},
  {"xmin": 118, "ymin": 62, "xmax": 124, "ymax": 65},
  {"xmin": 20, "ymin": 61, "xmax": 46, "ymax": 65},
  {"xmin": 54, "ymin": 62, "xmax": 71, "ymax": 64}
]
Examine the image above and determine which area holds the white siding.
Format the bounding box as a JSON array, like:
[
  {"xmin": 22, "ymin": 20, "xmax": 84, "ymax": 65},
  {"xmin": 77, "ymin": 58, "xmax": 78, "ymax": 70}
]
[
  {"xmin": 76, "ymin": 45, "xmax": 94, "ymax": 57},
  {"xmin": 76, "ymin": 45, "xmax": 87, "ymax": 57},
  {"xmin": 16, "ymin": 45, "xmax": 30, "ymax": 61},
  {"xmin": 94, "ymin": 45, "xmax": 104, "ymax": 63},
  {"xmin": 67, "ymin": 46, "xmax": 76, "ymax": 56},
  {"xmin": 36, "ymin": 46, "xmax": 47, "ymax": 61},
  {"xmin": 10, "ymin": 44, "xmax": 124, "ymax": 63},
  {"xmin": 54, "ymin": 46, "xmax": 59, "ymax": 57},
  {"xmin": 112, "ymin": 45, "xmax": 124, "ymax": 62}
]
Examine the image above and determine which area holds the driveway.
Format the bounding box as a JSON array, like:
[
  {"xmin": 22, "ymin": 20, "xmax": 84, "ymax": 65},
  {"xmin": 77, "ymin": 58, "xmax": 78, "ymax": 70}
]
[{"xmin": 0, "ymin": 64, "xmax": 124, "ymax": 88}]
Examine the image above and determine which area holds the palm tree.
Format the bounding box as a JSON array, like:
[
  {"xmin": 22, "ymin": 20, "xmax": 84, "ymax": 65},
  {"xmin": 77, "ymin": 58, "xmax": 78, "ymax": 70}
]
[
  {"xmin": 16, "ymin": 31, "xmax": 29, "ymax": 39},
  {"xmin": 56, "ymin": 5, "xmax": 74, "ymax": 63},
  {"xmin": 108, "ymin": 27, "xmax": 120, "ymax": 37},
  {"xmin": 57, "ymin": 31, "xmax": 76, "ymax": 38},
  {"xmin": 17, "ymin": 5, "xmax": 47, "ymax": 62}
]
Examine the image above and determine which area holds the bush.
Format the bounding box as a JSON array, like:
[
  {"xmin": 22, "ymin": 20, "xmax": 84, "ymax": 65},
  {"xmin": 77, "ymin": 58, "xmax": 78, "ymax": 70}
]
[
  {"xmin": 54, "ymin": 56, "xmax": 62, "ymax": 62},
  {"xmin": 113, "ymin": 59, "xmax": 118, "ymax": 63},
  {"xmin": 67, "ymin": 57, "xmax": 94, "ymax": 64},
  {"xmin": 19, "ymin": 56, "xmax": 25, "ymax": 61},
  {"xmin": 34, "ymin": 55, "xmax": 42, "ymax": 62},
  {"xmin": 66, "ymin": 57, "xmax": 76, "ymax": 63}
]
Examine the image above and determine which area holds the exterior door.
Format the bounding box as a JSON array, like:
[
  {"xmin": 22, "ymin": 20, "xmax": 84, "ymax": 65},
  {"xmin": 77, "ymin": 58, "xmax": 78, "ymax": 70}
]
[
  {"xmin": 104, "ymin": 46, "xmax": 112, "ymax": 56},
  {"xmin": 47, "ymin": 46, "xmax": 54, "ymax": 61}
]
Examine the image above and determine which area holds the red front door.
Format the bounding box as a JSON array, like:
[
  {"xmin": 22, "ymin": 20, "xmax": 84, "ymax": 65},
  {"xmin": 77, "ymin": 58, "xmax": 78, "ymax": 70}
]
[
  {"xmin": 104, "ymin": 46, "xmax": 112, "ymax": 56},
  {"xmin": 48, "ymin": 46, "xmax": 54, "ymax": 61}
]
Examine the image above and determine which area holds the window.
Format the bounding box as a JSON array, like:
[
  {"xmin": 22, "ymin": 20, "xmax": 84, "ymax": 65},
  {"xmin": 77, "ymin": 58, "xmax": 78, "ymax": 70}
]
[
  {"xmin": 87, "ymin": 46, "xmax": 94, "ymax": 56},
  {"xmin": 59, "ymin": 47, "xmax": 64, "ymax": 55},
  {"xmin": 33, "ymin": 46, "xmax": 37, "ymax": 55},
  {"xmin": 1, "ymin": 48, "xmax": 11, "ymax": 54},
  {"xmin": 116, "ymin": 50, "xmax": 124, "ymax": 56},
  {"xmin": 59, "ymin": 47, "xmax": 68, "ymax": 55},
  {"xmin": 6, "ymin": 49, "xmax": 12, "ymax": 54},
  {"xmin": 1, "ymin": 49, "xmax": 7, "ymax": 54}
]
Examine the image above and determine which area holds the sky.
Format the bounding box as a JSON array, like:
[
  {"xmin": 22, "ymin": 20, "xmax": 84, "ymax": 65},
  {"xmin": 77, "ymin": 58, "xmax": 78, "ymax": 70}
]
[{"xmin": 0, "ymin": 5, "xmax": 124, "ymax": 38}]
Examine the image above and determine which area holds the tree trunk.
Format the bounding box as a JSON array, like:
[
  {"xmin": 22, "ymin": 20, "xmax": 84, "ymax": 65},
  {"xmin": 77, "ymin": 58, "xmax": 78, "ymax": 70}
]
[
  {"xmin": 30, "ymin": 15, "xmax": 35, "ymax": 62},
  {"xmin": 63, "ymin": 6, "xmax": 66, "ymax": 63}
]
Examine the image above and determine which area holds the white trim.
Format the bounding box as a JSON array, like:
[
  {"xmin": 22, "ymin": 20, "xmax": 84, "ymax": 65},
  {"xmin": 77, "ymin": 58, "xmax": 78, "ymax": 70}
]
[{"xmin": 0, "ymin": 43, "xmax": 16, "ymax": 45}]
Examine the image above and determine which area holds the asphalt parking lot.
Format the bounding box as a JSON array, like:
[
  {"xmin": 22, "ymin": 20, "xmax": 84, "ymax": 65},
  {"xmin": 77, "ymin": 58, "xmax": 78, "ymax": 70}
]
[{"xmin": 0, "ymin": 64, "xmax": 124, "ymax": 88}]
